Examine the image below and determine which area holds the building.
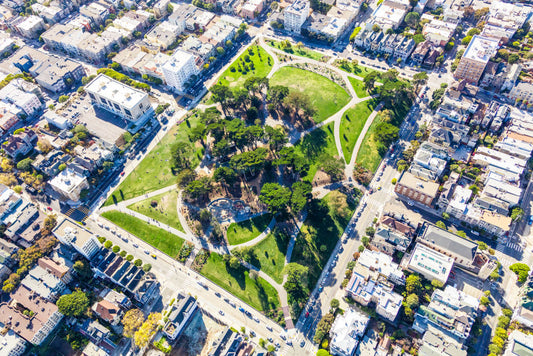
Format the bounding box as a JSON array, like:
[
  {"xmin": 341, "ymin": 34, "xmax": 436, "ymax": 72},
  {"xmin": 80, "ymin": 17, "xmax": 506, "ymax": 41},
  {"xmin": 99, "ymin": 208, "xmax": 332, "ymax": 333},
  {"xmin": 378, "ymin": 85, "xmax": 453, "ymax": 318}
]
[
  {"xmin": 82, "ymin": 341, "xmax": 109, "ymax": 356},
  {"xmin": 0, "ymin": 322, "xmax": 27, "ymax": 356},
  {"xmin": 370, "ymin": 0, "xmax": 409, "ymax": 30},
  {"xmin": 421, "ymin": 14, "xmax": 457, "ymax": 47},
  {"xmin": 163, "ymin": 293, "xmax": 198, "ymax": 340},
  {"xmin": 208, "ymin": 327, "xmax": 244, "ymax": 356},
  {"xmin": 445, "ymin": 185, "xmax": 472, "ymax": 217},
  {"xmin": 454, "ymin": 36, "xmax": 500, "ymax": 84},
  {"xmin": 85, "ymin": 74, "xmax": 154, "ymax": 124},
  {"xmin": 30, "ymin": 3, "xmax": 66, "ymax": 24},
  {"xmin": 284, "ymin": 0, "xmax": 310, "ymax": 34},
  {"xmin": 394, "ymin": 171, "xmax": 440, "ymax": 208},
  {"xmin": 20, "ymin": 264, "xmax": 66, "ymax": 301},
  {"xmin": 406, "ymin": 243, "xmax": 454, "ymax": 284},
  {"xmin": 49, "ymin": 168, "xmax": 90, "ymax": 202},
  {"xmin": 507, "ymin": 82, "xmax": 533, "ymax": 104},
  {"xmin": 0, "ymin": 285, "xmax": 63, "ymax": 345},
  {"xmin": 413, "ymin": 285, "xmax": 479, "ymax": 341},
  {"xmin": 145, "ymin": 21, "xmax": 181, "ymax": 50},
  {"xmin": 38, "ymin": 256, "xmax": 73, "ymax": 284},
  {"xmin": 9, "ymin": 15, "xmax": 45, "ymax": 38},
  {"xmin": 80, "ymin": 2, "xmax": 109, "ymax": 25},
  {"xmin": 410, "ymin": 142, "xmax": 448, "ymax": 181},
  {"xmin": 240, "ymin": 0, "xmax": 264, "ymax": 19},
  {"xmin": 503, "ymin": 330, "xmax": 533, "ymax": 356},
  {"xmin": 92, "ymin": 300, "xmax": 122, "ymax": 325},
  {"xmin": 418, "ymin": 223, "xmax": 493, "ymax": 279},
  {"xmin": 53, "ymin": 218, "xmax": 101, "ymax": 260},
  {"xmin": 162, "ymin": 50, "xmax": 199, "ymax": 94},
  {"xmin": 419, "ymin": 325, "xmax": 467, "ymax": 356},
  {"xmin": 100, "ymin": 288, "xmax": 131, "ymax": 309},
  {"xmin": 3, "ymin": 129, "xmax": 38, "ymax": 159},
  {"xmin": 0, "ymin": 80, "xmax": 42, "ymax": 117},
  {"xmin": 330, "ymin": 308, "xmax": 370, "ymax": 356}
]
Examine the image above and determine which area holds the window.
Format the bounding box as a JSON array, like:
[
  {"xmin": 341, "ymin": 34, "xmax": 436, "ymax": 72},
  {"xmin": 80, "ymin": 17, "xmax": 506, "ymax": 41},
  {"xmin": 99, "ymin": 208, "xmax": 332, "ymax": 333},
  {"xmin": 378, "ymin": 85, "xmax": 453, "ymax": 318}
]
[
  {"xmin": 124, "ymin": 109, "xmax": 132, "ymax": 117},
  {"xmin": 88, "ymin": 93, "xmax": 96, "ymax": 101},
  {"xmin": 113, "ymin": 103, "xmax": 121, "ymax": 111}
]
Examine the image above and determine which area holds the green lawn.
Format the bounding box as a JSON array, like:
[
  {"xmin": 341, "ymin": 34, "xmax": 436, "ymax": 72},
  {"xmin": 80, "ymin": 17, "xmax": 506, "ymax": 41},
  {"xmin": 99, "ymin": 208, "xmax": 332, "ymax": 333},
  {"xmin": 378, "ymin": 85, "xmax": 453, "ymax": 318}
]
[
  {"xmin": 348, "ymin": 77, "xmax": 369, "ymax": 98},
  {"xmin": 356, "ymin": 100, "xmax": 411, "ymax": 172},
  {"xmin": 101, "ymin": 210, "xmax": 185, "ymax": 258},
  {"xmin": 104, "ymin": 114, "xmax": 204, "ymax": 206},
  {"xmin": 127, "ymin": 190, "xmax": 184, "ymax": 233},
  {"xmin": 340, "ymin": 99, "xmax": 378, "ymax": 163},
  {"xmin": 291, "ymin": 192, "xmax": 355, "ymax": 289},
  {"xmin": 227, "ymin": 213, "xmax": 273, "ymax": 246},
  {"xmin": 218, "ymin": 45, "xmax": 273, "ymax": 90},
  {"xmin": 266, "ymin": 39, "xmax": 330, "ymax": 62},
  {"xmin": 198, "ymin": 252, "xmax": 281, "ymax": 312},
  {"xmin": 294, "ymin": 122, "xmax": 339, "ymax": 182},
  {"xmin": 337, "ymin": 62, "xmax": 383, "ymax": 82},
  {"xmin": 241, "ymin": 227, "xmax": 290, "ymax": 284},
  {"xmin": 270, "ymin": 66, "xmax": 351, "ymax": 123}
]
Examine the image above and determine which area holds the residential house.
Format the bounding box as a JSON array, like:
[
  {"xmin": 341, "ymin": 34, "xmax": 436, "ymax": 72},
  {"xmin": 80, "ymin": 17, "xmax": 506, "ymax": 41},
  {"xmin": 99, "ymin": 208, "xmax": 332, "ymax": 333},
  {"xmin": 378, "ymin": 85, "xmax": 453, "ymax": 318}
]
[
  {"xmin": 394, "ymin": 171, "xmax": 440, "ymax": 208},
  {"xmin": 53, "ymin": 218, "xmax": 101, "ymax": 260},
  {"xmin": 0, "ymin": 322, "xmax": 27, "ymax": 356},
  {"xmin": 3, "ymin": 129, "xmax": 37, "ymax": 159},
  {"xmin": 163, "ymin": 293, "xmax": 198, "ymax": 340},
  {"xmin": 20, "ymin": 264, "xmax": 66, "ymax": 301},
  {"xmin": 92, "ymin": 300, "xmax": 122, "ymax": 325},
  {"xmin": 330, "ymin": 308, "xmax": 369, "ymax": 356}
]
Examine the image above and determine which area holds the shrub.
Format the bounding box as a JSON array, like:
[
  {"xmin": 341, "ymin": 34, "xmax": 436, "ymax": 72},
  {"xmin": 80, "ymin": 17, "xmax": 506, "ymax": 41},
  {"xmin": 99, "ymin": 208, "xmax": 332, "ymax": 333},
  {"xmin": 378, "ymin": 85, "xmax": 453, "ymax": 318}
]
[
  {"xmin": 143, "ymin": 264, "xmax": 152, "ymax": 272},
  {"xmin": 112, "ymin": 245, "xmax": 120, "ymax": 253},
  {"xmin": 120, "ymin": 251, "xmax": 127, "ymax": 257},
  {"xmin": 126, "ymin": 255, "xmax": 134, "ymax": 261},
  {"xmin": 134, "ymin": 259, "xmax": 143, "ymax": 267},
  {"xmin": 97, "ymin": 236, "xmax": 106, "ymax": 243},
  {"xmin": 104, "ymin": 241, "xmax": 112, "ymax": 249},
  {"xmin": 58, "ymin": 95, "xmax": 69, "ymax": 103}
]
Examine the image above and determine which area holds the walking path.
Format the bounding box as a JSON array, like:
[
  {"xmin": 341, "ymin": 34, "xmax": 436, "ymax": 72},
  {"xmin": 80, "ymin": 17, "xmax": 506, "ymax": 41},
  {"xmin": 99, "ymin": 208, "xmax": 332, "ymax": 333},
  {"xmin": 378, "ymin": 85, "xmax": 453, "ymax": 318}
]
[{"xmin": 228, "ymin": 217, "xmax": 277, "ymax": 250}]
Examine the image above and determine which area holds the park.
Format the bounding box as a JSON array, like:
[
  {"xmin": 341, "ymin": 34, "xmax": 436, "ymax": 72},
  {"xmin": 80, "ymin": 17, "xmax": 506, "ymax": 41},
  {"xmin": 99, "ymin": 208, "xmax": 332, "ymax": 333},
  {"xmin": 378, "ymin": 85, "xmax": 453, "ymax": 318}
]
[{"xmin": 100, "ymin": 37, "xmax": 416, "ymax": 324}]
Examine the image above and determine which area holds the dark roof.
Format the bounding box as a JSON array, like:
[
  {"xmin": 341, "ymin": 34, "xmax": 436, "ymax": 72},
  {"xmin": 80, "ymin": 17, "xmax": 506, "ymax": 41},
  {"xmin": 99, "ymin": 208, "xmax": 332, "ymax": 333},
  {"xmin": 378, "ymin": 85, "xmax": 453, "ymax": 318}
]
[{"xmin": 421, "ymin": 224, "xmax": 477, "ymax": 262}]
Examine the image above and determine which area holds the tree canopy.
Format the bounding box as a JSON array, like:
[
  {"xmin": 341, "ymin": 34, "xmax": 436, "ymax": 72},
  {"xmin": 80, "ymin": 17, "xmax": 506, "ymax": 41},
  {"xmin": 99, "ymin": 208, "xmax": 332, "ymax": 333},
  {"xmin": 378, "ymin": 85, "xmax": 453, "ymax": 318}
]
[{"xmin": 56, "ymin": 290, "xmax": 89, "ymax": 317}]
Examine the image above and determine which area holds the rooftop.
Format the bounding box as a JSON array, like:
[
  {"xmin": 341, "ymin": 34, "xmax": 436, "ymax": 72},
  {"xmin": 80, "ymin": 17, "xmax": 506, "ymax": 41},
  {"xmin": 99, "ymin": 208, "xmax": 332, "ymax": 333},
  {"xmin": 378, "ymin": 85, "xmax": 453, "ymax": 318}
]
[
  {"xmin": 397, "ymin": 171, "xmax": 440, "ymax": 196},
  {"xmin": 85, "ymin": 74, "xmax": 148, "ymax": 110},
  {"xmin": 49, "ymin": 168, "xmax": 87, "ymax": 195},
  {"xmin": 420, "ymin": 224, "xmax": 478, "ymax": 262},
  {"xmin": 462, "ymin": 35, "xmax": 499, "ymax": 64},
  {"xmin": 330, "ymin": 308, "xmax": 370, "ymax": 356},
  {"xmin": 53, "ymin": 218, "xmax": 95, "ymax": 252},
  {"xmin": 408, "ymin": 243, "xmax": 454, "ymax": 282}
]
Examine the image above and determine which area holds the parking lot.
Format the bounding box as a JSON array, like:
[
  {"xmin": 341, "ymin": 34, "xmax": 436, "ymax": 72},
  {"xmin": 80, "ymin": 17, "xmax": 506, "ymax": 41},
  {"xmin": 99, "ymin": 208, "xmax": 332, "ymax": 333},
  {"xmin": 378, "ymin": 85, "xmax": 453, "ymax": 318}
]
[
  {"xmin": 449, "ymin": 267, "xmax": 485, "ymax": 300},
  {"xmin": 57, "ymin": 93, "xmax": 129, "ymax": 145}
]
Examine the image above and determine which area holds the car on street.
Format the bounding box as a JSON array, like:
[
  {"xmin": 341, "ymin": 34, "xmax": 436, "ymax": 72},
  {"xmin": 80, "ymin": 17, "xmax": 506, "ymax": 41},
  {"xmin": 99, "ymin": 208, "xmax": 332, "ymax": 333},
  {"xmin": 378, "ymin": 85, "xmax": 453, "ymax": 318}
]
[
  {"xmin": 300, "ymin": 340, "xmax": 306, "ymax": 347},
  {"xmin": 250, "ymin": 331, "xmax": 256, "ymax": 337},
  {"xmin": 239, "ymin": 307, "xmax": 245, "ymax": 313},
  {"xmin": 47, "ymin": 206, "xmax": 53, "ymax": 211},
  {"xmin": 280, "ymin": 334, "xmax": 286, "ymax": 340},
  {"xmin": 120, "ymin": 171, "xmax": 125, "ymax": 176},
  {"xmin": 266, "ymin": 325, "xmax": 273, "ymax": 331},
  {"xmin": 215, "ymin": 292, "xmax": 221, "ymax": 297},
  {"xmin": 132, "ymin": 243, "xmax": 138, "ymax": 248},
  {"xmin": 268, "ymin": 337, "xmax": 274, "ymax": 343},
  {"xmin": 529, "ymin": 215, "xmax": 533, "ymax": 225},
  {"xmin": 219, "ymin": 310, "xmax": 224, "ymax": 316},
  {"xmin": 144, "ymin": 250, "xmax": 150, "ymax": 254}
]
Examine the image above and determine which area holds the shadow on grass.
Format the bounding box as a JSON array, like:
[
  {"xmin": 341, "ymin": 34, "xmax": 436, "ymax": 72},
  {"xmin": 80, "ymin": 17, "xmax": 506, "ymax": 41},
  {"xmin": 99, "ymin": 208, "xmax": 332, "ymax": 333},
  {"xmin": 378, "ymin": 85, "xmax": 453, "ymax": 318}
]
[{"xmin": 300, "ymin": 128, "xmax": 328, "ymax": 159}]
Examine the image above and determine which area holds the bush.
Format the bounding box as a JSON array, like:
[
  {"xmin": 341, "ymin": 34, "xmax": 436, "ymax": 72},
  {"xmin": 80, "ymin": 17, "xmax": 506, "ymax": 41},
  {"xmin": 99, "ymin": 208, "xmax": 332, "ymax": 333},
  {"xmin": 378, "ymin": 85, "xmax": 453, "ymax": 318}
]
[
  {"xmin": 112, "ymin": 245, "xmax": 120, "ymax": 253},
  {"xmin": 97, "ymin": 236, "xmax": 106, "ymax": 243},
  {"xmin": 143, "ymin": 264, "xmax": 152, "ymax": 272},
  {"xmin": 58, "ymin": 95, "xmax": 69, "ymax": 103},
  {"xmin": 126, "ymin": 254, "xmax": 134, "ymax": 261},
  {"xmin": 509, "ymin": 263, "xmax": 530, "ymax": 283},
  {"xmin": 104, "ymin": 241, "xmax": 112, "ymax": 249},
  {"xmin": 391, "ymin": 178, "xmax": 397, "ymax": 185},
  {"xmin": 134, "ymin": 259, "xmax": 143, "ymax": 267},
  {"xmin": 120, "ymin": 251, "xmax": 127, "ymax": 257}
]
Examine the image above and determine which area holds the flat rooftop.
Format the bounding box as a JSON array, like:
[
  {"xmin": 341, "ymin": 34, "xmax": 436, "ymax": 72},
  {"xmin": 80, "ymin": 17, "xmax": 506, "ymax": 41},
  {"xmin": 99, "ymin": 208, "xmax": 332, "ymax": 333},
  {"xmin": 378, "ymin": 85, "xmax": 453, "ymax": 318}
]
[
  {"xmin": 85, "ymin": 74, "xmax": 148, "ymax": 110},
  {"xmin": 53, "ymin": 218, "xmax": 95, "ymax": 251},
  {"xmin": 462, "ymin": 35, "xmax": 499, "ymax": 64}
]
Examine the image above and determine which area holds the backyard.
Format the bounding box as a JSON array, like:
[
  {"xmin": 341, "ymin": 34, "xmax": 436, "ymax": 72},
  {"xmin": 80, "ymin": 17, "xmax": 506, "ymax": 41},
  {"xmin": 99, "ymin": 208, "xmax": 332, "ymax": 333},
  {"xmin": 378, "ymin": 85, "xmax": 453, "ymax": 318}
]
[
  {"xmin": 104, "ymin": 114, "xmax": 204, "ymax": 206},
  {"xmin": 197, "ymin": 252, "xmax": 281, "ymax": 312},
  {"xmin": 227, "ymin": 213, "xmax": 273, "ymax": 246},
  {"xmin": 101, "ymin": 210, "xmax": 185, "ymax": 258},
  {"xmin": 269, "ymin": 66, "xmax": 351, "ymax": 123},
  {"xmin": 340, "ymin": 99, "xmax": 377, "ymax": 162},
  {"xmin": 127, "ymin": 190, "xmax": 184, "ymax": 233},
  {"xmin": 294, "ymin": 122, "xmax": 339, "ymax": 182},
  {"xmin": 217, "ymin": 45, "xmax": 273, "ymax": 90}
]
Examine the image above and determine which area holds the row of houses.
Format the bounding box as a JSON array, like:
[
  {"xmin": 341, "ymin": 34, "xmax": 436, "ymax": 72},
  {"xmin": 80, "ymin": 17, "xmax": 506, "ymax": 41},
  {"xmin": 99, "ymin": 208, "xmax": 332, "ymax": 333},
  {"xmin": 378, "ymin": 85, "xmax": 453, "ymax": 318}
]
[{"xmin": 354, "ymin": 29, "xmax": 416, "ymax": 61}]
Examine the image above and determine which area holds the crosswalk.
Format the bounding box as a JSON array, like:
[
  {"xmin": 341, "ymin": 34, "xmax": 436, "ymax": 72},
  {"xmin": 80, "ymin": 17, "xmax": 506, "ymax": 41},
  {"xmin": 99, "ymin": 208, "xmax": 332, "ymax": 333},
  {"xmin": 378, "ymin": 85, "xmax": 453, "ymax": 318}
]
[{"xmin": 496, "ymin": 241, "xmax": 524, "ymax": 253}]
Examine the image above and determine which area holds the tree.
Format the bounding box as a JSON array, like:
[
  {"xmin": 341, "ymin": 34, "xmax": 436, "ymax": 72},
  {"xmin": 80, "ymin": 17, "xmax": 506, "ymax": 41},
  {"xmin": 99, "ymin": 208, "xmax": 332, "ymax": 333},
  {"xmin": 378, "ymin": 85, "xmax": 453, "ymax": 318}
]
[
  {"xmin": 372, "ymin": 24, "xmax": 381, "ymax": 32},
  {"xmin": 509, "ymin": 263, "xmax": 530, "ymax": 283},
  {"xmin": 210, "ymin": 83, "xmax": 233, "ymax": 113},
  {"xmin": 290, "ymin": 181, "xmax": 312, "ymax": 214},
  {"xmin": 214, "ymin": 167, "xmax": 238, "ymax": 188},
  {"xmin": 405, "ymin": 12, "xmax": 420, "ymax": 28},
  {"xmin": 259, "ymin": 183, "xmax": 291, "ymax": 215},
  {"xmin": 405, "ymin": 293, "xmax": 419, "ymax": 309},
  {"xmin": 510, "ymin": 207, "xmax": 524, "ymax": 222},
  {"xmin": 56, "ymin": 290, "xmax": 89, "ymax": 317},
  {"xmin": 284, "ymin": 263, "xmax": 309, "ymax": 305},
  {"xmin": 319, "ymin": 155, "xmax": 344, "ymax": 181},
  {"xmin": 73, "ymin": 260, "xmax": 93, "ymax": 281},
  {"xmin": 330, "ymin": 298, "xmax": 340, "ymax": 310},
  {"xmin": 431, "ymin": 279, "xmax": 444, "ymax": 289},
  {"xmin": 313, "ymin": 313, "xmax": 335, "ymax": 344},
  {"xmin": 477, "ymin": 241, "xmax": 487, "ymax": 251},
  {"xmin": 436, "ymin": 221, "xmax": 446, "ymax": 229},
  {"xmin": 268, "ymin": 85, "xmax": 290, "ymax": 107},
  {"xmin": 58, "ymin": 95, "xmax": 69, "ymax": 103},
  {"xmin": 461, "ymin": 36, "xmax": 473, "ymax": 45},
  {"xmin": 365, "ymin": 226, "xmax": 375, "ymax": 237},
  {"xmin": 364, "ymin": 71, "xmax": 380, "ymax": 91},
  {"xmin": 406, "ymin": 274, "xmax": 422, "ymax": 295},
  {"xmin": 412, "ymin": 72, "xmax": 428, "ymax": 91},
  {"xmin": 326, "ymin": 191, "xmax": 350, "ymax": 219},
  {"xmin": 480, "ymin": 296, "xmax": 490, "ymax": 306},
  {"xmin": 122, "ymin": 309, "xmax": 144, "ymax": 338},
  {"xmin": 16, "ymin": 158, "xmax": 32, "ymax": 172},
  {"xmin": 185, "ymin": 177, "xmax": 212, "ymax": 200},
  {"xmin": 284, "ymin": 91, "xmax": 316, "ymax": 119},
  {"xmin": 134, "ymin": 312, "xmax": 162, "ymax": 348},
  {"xmin": 361, "ymin": 236, "xmax": 370, "ymax": 247},
  {"xmin": 229, "ymin": 256, "xmax": 240, "ymax": 269}
]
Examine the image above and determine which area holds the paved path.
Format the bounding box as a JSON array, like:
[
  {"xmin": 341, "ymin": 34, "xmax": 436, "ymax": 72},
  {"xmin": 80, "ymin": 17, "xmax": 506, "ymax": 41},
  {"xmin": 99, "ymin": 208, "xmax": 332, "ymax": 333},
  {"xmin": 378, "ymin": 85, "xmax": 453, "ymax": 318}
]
[{"xmin": 99, "ymin": 184, "xmax": 178, "ymax": 213}]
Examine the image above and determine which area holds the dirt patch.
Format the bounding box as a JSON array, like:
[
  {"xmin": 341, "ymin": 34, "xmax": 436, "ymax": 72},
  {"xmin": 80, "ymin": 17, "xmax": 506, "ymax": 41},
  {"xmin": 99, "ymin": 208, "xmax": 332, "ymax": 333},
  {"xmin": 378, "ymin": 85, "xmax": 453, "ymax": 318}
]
[{"xmin": 170, "ymin": 310, "xmax": 226, "ymax": 356}]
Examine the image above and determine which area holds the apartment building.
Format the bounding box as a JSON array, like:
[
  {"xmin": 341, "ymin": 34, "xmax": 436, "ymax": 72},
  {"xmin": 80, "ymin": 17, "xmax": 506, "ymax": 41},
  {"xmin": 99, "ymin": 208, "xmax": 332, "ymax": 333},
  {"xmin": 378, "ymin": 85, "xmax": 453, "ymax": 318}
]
[
  {"xmin": 284, "ymin": 0, "xmax": 310, "ymax": 34},
  {"xmin": 85, "ymin": 74, "xmax": 154, "ymax": 123},
  {"xmin": 507, "ymin": 82, "xmax": 533, "ymax": 104},
  {"xmin": 53, "ymin": 218, "xmax": 101, "ymax": 260},
  {"xmin": 419, "ymin": 325, "xmax": 467, "ymax": 356},
  {"xmin": 421, "ymin": 14, "xmax": 457, "ymax": 47},
  {"xmin": 370, "ymin": 0, "xmax": 409, "ymax": 30},
  {"xmin": 394, "ymin": 171, "xmax": 440, "ymax": 208},
  {"xmin": 145, "ymin": 21, "xmax": 181, "ymax": 50},
  {"xmin": 330, "ymin": 308, "xmax": 369, "ymax": 356},
  {"xmin": 49, "ymin": 168, "xmax": 90, "ymax": 202},
  {"xmin": 162, "ymin": 50, "xmax": 199, "ymax": 94},
  {"xmin": 0, "ymin": 80, "xmax": 42, "ymax": 117},
  {"xmin": 0, "ymin": 285, "xmax": 63, "ymax": 345},
  {"xmin": 34, "ymin": 58, "xmax": 85, "ymax": 93},
  {"xmin": 409, "ymin": 142, "xmax": 448, "ymax": 181},
  {"xmin": 454, "ymin": 35, "xmax": 499, "ymax": 84},
  {"xmin": 20, "ymin": 264, "xmax": 66, "ymax": 301},
  {"xmin": 413, "ymin": 285, "xmax": 479, "ymax": 341},
  {"xmin": 406, "ymin": 243, "xmax": 454, "ymax": 284},
  {"xmin": 9, "ymin": 15, "xmax": 45, "ymax": 38},
  {"xmin": 503, "ymin": 330, "xmax": 533, "ymax": 356},
  {"xmin": 0, "ymin": 323, "xmax": 27, "ymax": 356},
  {"xmin": 163, "ymin": 293, "xmax": 198, "ymax": 340}
]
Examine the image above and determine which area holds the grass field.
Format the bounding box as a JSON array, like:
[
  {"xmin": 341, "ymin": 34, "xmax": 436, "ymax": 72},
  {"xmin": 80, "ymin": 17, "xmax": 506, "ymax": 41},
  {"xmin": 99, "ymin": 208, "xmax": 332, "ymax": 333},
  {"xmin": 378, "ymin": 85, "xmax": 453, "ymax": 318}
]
[
  {"xmin": 101, "ymin": 210, "xmax": 185, "ymax": 258},
  {"xmin": 127, "ymin": 190, "xmax": 184, "ymax": 233},
  {"xmin": 294, "ymin": 121, "xmax": 339, "ymax": 182},
  {"xmin": 356, "ymin": 100, "xmax": 411, "ymax": 172},
  {"xmin": 337, "ymin": 62, "xmax": 383, "ymax": 82},
  {"xmin": 218, "ymin": 45, "xmax": 273, "ymax": 90},
  {"xmin": 241, "ymin": 226, "xmax": 290, "ymax": 284},
  {"xmin": 104, "ymin": 114, "xmax": 203, "ymax": 206},
  {"xmin": 227, "ymin": 213, "xmax": 273, "ymax": 246},
  {"xmin": 266, "ymin": 39, "xmax": 329, "ymax": 62},
  {"xmin": 270, "ymin": 67, "xmax": 351, "ymax": 123},
  {"xmin": 340, "ymin": 99, "xmax": 378, "ymax": 163},
  {"xmin": 348, "ymin": 77, "xmax": 369, "ymax": 98},
  {"xmin": 291, "ymin": 192, "xmax": 355, "ymax": 289},
  {"xmin": 198, "ymin": 252, "xmax": 281, "ymax": 312}
]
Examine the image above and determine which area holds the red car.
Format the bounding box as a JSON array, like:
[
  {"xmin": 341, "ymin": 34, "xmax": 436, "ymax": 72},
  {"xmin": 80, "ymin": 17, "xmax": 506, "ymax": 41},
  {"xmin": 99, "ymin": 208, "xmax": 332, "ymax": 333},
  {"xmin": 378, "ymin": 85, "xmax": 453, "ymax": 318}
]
[
  {"xmin": 120, "ymin": 172, "xmax": 125, "ymax": 176},
  {"xmin": 305, "ymin": 311, "xmax": 309, "ymax": 317},
  {"xmin": 47, "ymin": 206, "xmax": 53, "ymax": 211}
]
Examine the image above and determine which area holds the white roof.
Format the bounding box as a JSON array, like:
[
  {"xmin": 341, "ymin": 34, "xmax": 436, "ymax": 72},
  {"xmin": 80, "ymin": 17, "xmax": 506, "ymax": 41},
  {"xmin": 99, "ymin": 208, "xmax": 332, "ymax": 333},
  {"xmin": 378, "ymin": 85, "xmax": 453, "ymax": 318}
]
[
  {"xmin": 357, "ymin": 249, "xmax": 403, "ymax": 281},
  {"xmin": 49, "ymin": 169, "xmax": 87, "ymax": 195},
  {"xmin": 462, "ymin": 35, "xmax": 499, "ymax": 64},
  {"xmin": 85, "ymin": 74, "xmax": 148, "ymax": 110},
  {"xmin": 330, "ymin": 308, "xmax": 369, "ymax": 356},
  {"xmin": 408, "ymin": 243, "xmax": 454, "ymax": 283},
  {"xmin": 448, "ymin": 185, "xmax": 472, "ymax": 214},
  {"xmin": 162, "ymin": 49, "xmax": 196, "ymax": 72}
]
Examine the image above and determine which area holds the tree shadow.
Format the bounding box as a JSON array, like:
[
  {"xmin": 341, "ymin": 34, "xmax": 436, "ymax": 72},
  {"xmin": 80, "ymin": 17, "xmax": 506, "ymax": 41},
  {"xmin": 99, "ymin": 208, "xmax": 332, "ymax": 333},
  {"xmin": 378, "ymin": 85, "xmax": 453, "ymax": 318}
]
[
  {"xmin": 226, "ymin": 264, "xmax": 247, "ymax": 291},
  {"xmin": 299, "ymin": 128, "xmax": 328, "ymax": 159}
]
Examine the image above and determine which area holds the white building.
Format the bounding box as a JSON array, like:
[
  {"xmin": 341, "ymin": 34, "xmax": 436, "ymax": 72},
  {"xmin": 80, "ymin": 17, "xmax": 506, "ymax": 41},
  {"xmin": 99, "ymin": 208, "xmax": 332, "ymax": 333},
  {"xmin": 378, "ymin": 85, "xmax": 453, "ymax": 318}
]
[
  {"xmin": 284, "ymin": 0, "xmax": 310, "ymax": 34},
  {"xmin": 162, "ymin": 50, "xmax": 199, "ymax": 94},
  {"xmin": 507, "ymin": 82, "xmax": 533, "ymax": 104},
  {"xmin": 446, "ymin": 185, "xmax": 472, "ymax": 217},
  {"xmin": 0, "ymin": 80, "xmax": 42, "ymax": 117},
  {"xmin": 0, "ymin": 323, "xmax": 27, "ymax": 356},
  {"xmin": 49, "ymin": 168, "xmax": 89, "ymax": 202},
  {"xmin": 406, "ymin": 243, "xmax": 454, "ymax": 284},
  {"xmin": 163, "ymin": 293, "xmax": 198, "ymax": 340},
  {"xmin": 20, "ymin": 265, "xmax": 66, "ymax": 301},
  {"xmin": 85, "ymin": 74, "xmax": 154, "ymax": 124},
  {"xmin": 504, "ymin": 330, "xmax": 533, "ymax": 356},
  {"xmin": 330, "ymin": 308, "xmax": 369, "ymax": 356},
  {"xmin": 370, "ymin": 0, "xmax": 408, "ymax": 30},
  {"xmin": 53, "ymin": 218, "xmax": 101, "ymax": 260}
]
